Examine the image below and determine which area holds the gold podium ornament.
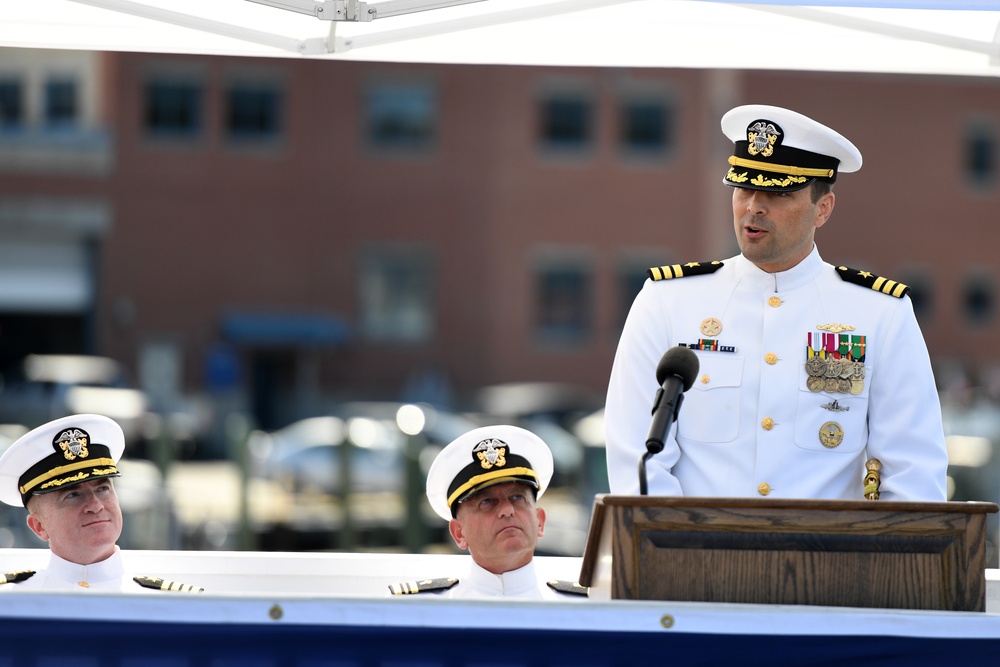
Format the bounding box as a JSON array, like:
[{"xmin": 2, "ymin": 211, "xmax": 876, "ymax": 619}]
[{"xmin": 864, "ymin": 458, "xmax": 882, "ymax": 500}]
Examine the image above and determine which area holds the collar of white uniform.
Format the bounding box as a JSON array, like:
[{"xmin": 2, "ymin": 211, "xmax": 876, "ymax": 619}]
[
  {"xmin": 45, "ymin": 546, "xmax": 124, "ymax": 586},
  {"xmin": 467, "ymin": 559, "xmax": 537, "ymax": 596},
  {"xmin": 735, "ymin": 245, "xmax": 824, "ymax": 293}
]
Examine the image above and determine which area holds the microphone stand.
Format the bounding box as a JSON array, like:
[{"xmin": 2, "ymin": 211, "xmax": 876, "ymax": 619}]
[
  {"xmin": 638, "ymin": 451, "xmax": 657, "ymax": 496},
  {"xmin": 638, "ymin": 392, "xmax": 683, "ymax": 495}
]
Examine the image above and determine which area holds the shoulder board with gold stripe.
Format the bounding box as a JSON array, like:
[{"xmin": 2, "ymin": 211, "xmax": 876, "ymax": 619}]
[
  {"xmin": 546, "ymin": 580, "xmax": 590, "ymax": 596},
  {"xmin": 0, "ymin": 570, "xmax": 35, "ymax": 585},
  {"xmin": 388, "ymin": 577, "xmax": 459, "ymax": 595},
  {"xmin": 133, "ymin": 575, "xmax": 204, "ymax": 593},
  {"xmin": 835, "ymin": 266, "xmax": 910, "ymax": 298},
  {"xmin": 647, "ymin": 261, "xmax": 724, "ymax": 282}
]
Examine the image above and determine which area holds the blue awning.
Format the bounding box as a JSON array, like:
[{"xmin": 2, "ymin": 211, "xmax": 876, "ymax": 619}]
[{"xmin": 221, "ymin": 312, "xmax": 351, "ymax": 347}]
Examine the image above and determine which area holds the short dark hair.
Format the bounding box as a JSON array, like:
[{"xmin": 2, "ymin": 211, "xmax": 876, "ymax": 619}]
[{"xmin": 810, "ymin": 179, "xmax": 834, "ymax": 203}]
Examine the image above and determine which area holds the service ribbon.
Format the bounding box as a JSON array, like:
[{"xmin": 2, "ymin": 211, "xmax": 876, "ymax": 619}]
[{"xmin": 851, "ymin": 335, "xmax": 866, "ymax": 362}]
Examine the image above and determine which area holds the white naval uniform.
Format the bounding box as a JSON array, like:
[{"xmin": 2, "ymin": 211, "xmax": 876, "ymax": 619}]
[
  {"xmin": 605, "ymin": 247, "xmax": 948, "ymax": 501},
  {"xmin": 439, "ymin": 559, "xmax": 584, "ymax": 600},
  {"xmin": 0, "ymin": 547, "xmax": 146, "ymax": 593}
]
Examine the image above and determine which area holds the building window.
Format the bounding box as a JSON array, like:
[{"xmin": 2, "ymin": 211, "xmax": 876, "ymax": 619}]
[
  {"xmin": 0, "ymin": 79, "xmax": 23, "ymax": 130},
  {"xmin": 619, "ymin": 97, "xmax": 673, "ymax": 157},
  {"xmin": 365, "ymin": 81, "xmax": 436, "ymax": 152},
  {"xmin": 535, "ymin": 260, "xmax": 592, "ymax": 343},
  {"xmin": 539, "ymin": 93, "xmax": 592, "ymax": 151},
  {"xmin": 963, "ymin": 275, "xmax": 994, "ymax": 325},
  {"xmin": 359, "ymin": 247, "xmax": 435, "ymax": 342},
  {"xmin": 44, "ymin": 78, "xmax": 78, "ymax": 129},
  {"xmin": 964, "ymin": 122, "xmax": 996, "ymax": 190},
  {"xmin": 226, "ymin": 82, "xmax": 282, "ymax": 142},
  {"xmin": 144, "ymin": 79, "xmax": 202, "ymax": 138}
]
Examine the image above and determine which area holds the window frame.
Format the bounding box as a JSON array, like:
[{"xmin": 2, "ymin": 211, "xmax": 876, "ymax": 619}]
[
  {"xmin": 357, "ymin": 243, "xmax": 437, "ymax": 343},
  {"xmin": 363, "ymin": 77, "xmax": 439, "ymax": 156},
  {"xmin": 533, "ymin": 248, "xmax": 595, "ymax": 346}
]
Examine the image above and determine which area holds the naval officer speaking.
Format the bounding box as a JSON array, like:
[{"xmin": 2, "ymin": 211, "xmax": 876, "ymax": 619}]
[{"xmin": 604, "ymin": 104, "xmax": 948, "ymax": 502}]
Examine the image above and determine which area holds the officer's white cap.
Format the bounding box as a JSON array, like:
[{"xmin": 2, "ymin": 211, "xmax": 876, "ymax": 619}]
[
  {"xmin": 0, "ymin": 414, "xmax": 125, "ymax": 507},
  {"xmin": 721, "ymin": 104, "xmax": 862, "ymax": 192},
  {"xmin": 425, "ymin": 424, "xmax": 554, "ymax": 522}
]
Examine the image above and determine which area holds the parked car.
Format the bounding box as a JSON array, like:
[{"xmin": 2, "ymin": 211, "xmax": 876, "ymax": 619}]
[
  {"xmin": 167, "ymin": 397, "xmax": 611, "ymax": 556},
  {"xmin": 0, "ymin": 354, "xmax": 148, "ymax": 444},
  {"xmin": 243, "ymin": 402, "xmax": 481, "ymax": 551}
]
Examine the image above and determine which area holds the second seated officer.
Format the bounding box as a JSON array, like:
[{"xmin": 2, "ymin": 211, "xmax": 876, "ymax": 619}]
[
  {"xmin": 604, "ymin": 104, "xmax": 948, "ymax": 501},
  {"xmin": 390, "ymin": 424, "xmax": 587, "ymax": 599}
]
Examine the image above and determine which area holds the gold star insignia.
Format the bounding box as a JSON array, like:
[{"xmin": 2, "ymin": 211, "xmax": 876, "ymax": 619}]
[
  {"xmin": 684, "ymin": 262, "xmax": 701, "ymax": 268},
  {"xmin": 858, "ymin": 271, "xmax": 872, "ymax": 279},
  {"xmin": 700, "ymin": 317, "xmax": 722, "ymax": 337}
]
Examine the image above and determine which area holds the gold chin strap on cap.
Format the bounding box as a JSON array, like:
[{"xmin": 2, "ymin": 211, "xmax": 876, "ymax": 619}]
[{"xmin": 728, "ymin": 155, "xmax": 834, "ymax": 179}]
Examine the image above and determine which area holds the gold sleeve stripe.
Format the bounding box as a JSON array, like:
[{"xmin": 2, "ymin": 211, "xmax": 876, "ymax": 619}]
[
  {"xmin": 0, "ymin": 571, "xmax": 33, "ymax": 585},
  {"xmin": 728, "ymin": 155, "xmax": 834, "ymax": 178},
  {"xmin": 388, "ymin": 577, "xmax": 458, "ymax": 595},
  {"xmin": 649, "ymin": 265, "xmax": 683, "ymax": 280},
  {"xmin": 163, "ymin": 580, "xmax": 204, "ymax": 593},
  {"xmin": 835, "ymin": 266, "xmax": 909, "ymax": 299},
  {"xmin": 133, "ymin": 575, "xmax": 204, "ymax": 593},
  {"xmin": 872, "ymin": 277, "xmax": 909, "ymax": 297},
  {"xmin": 648, "ymin": 261, "xmax": 723, "ymax": 282},
  {"xmin": 389, "ymin": 581, "xmax": 417, "ymax": 595}
]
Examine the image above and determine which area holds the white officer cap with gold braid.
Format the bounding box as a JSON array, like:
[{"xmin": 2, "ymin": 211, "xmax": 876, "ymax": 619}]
[
  {"xmin": 426, "ymin": 424, "xmax": 554, "ymax": 522},
  {"xmin": 722, "ymin": 104, "xmax": 862, "ymax": 193},
  {"xmin": 0, "ymin": 414, "xmax": 124, "ymax": 508}
]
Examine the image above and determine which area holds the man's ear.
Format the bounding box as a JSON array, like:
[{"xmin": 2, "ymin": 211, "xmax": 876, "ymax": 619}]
[
  {"xmin": 26, "ymin": 512, "xmax": 48, "ymax": 542},
  {"xmin": 814, "ymin": 191, "xmax": 835, "ymax": 230},
  {"xmin": 535, "ymin": 507, "xmax": 546, "ymax": 538},
  {"xmin": 448, "ymin": 518, "xmax": 469, "ymax": 550}
]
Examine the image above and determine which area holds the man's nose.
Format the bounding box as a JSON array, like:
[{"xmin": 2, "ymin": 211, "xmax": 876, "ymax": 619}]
[
  {"xmin": 496, "ymin": 496, "xmax": 515, "ymax": 517},
  {"xmin": 82, "ymin": 490, "xmax": 104, "ymax": 512},
  {"xmin": 746, "ymin": 191, "xmax": 767, "ymax": 214}
]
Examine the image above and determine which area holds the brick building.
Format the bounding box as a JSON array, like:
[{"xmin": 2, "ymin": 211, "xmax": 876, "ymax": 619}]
[{"xmin": 2, "ymin": 47, "xmax": 1000, "ymax": 432}]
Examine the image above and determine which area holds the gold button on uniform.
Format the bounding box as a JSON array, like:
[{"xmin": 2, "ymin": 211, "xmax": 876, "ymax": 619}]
[
  {"xmin": 700, "ymin": 375, "xmax": 710, "ymax": 384},
  {"xmin": 758, "ymin": 482, "xmax": 771, "ymax": 496},
  {"xmin": 761, "ymin": 417, "xmax": 774, "ymax": 430},
  {"xmin": 764, "ymin": 352, "xmax": 778, "ymax": 365},
  {"xmin": 768, "ymin": 296, "xmax": 782, "ymax": 307}
]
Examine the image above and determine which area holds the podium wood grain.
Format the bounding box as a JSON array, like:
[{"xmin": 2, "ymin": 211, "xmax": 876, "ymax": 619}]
[{"xmin": 579, "ymin": 496, "xmax": 997, "ymax": 611}]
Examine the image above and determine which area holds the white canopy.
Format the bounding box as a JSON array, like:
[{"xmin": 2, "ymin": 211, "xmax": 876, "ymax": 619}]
[{"xmin": 2, "ymin": 1, "xmax": 1000, "ymax": 76}]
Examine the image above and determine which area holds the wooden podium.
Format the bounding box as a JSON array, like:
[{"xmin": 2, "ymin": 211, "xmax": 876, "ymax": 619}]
[{"xmin": 578, "ymin": 495, "xmax": 998, "ymax": 611}]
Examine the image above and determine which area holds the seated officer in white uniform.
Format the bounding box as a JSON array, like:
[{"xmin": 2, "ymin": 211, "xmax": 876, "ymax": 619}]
[
  {"xmin": 0, "ymin": 414, "xmax": 201, "ymax": 593},
  {"xmin": 389, "ymin": 424, "xmax": 587, "ymax": 599},
  {"xmin": 605, "ymin": 104, "xmax": 948, "ymax": 501}
]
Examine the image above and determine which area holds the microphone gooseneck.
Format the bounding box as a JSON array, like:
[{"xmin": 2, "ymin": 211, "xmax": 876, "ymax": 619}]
[{"xmin": 639, "ymin": 346, "xmax": 700, "ymax": 495}]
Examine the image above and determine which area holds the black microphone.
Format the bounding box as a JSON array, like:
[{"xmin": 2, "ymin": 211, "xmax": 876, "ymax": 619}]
[{"xmin": 639, "ymin": 346, "xmax": 700, "ymax": 494}]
